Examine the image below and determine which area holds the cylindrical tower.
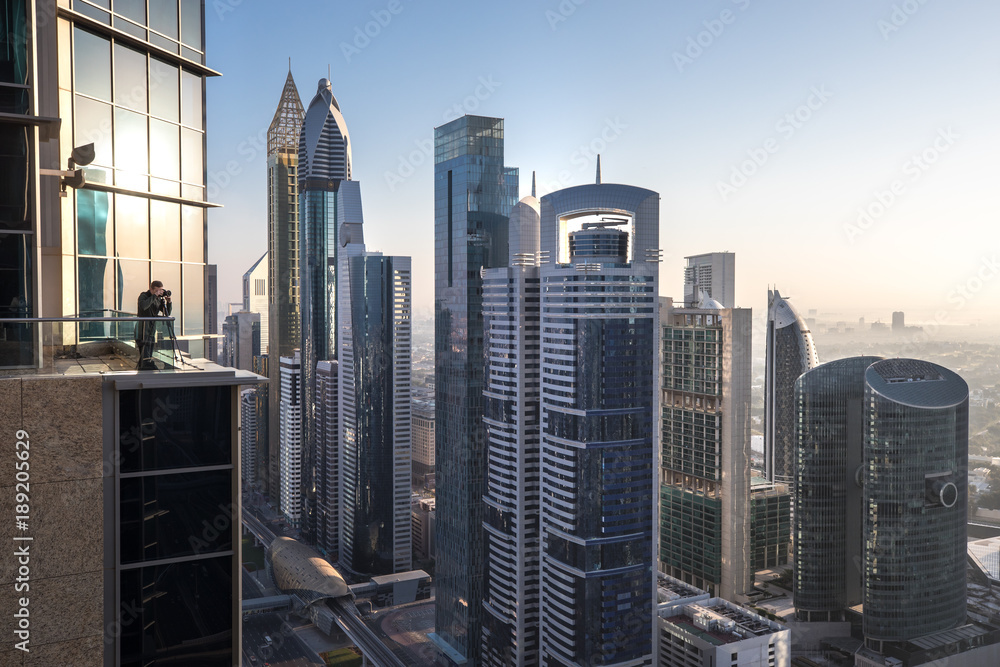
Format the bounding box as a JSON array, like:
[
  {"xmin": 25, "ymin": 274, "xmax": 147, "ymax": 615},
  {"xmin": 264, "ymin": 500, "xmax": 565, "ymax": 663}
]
[
  {"xmin": 794, "ymin": 356, "xmax": 882, "ymax": 621},
  {"xmin": 862, "ymin": 359, "xmax": 968, "ymax": 648}
]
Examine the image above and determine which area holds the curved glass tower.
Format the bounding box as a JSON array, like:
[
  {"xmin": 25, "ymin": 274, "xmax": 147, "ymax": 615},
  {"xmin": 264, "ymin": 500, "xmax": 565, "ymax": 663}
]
[
  {"xmin": 862, "ymin": 359, "xmax": 968, "ymax": 649},
  {"xmin": 764, "ymin": 288, "xmax": 818, "ymax": 484},
  {"xmin": 794, "ymin": 356, "xmax": 882, "ymax": 621},
  {"xmin": 538, "ymin": 182, "xmax": 659, "ymax": 667}
]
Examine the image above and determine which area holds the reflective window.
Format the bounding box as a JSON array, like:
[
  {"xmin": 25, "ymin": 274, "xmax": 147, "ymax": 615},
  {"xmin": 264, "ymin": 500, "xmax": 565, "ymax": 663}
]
[
  {"xmin": 113, "ymin": 0, "xmax": 145, "ymax": 24},
  {"xmin": 180, "ymin": 0, "xmax": 203, "ymax": 51},
  {"xmin": 0, "ymin": 232, "xmax": 32, "ymax": 366},
  {"xmin": 113, "ymin": 43, "xmax": 147, "ymax": 112},
  {"xmin": 150, "ymin": 262, "xmax": 180, "ymax": 307},
  {"xmin": 118, "ymin": 556, "xmax": 233, "ymax": 667},
  {"xmin": 77, "ymin": 189, "xmax": 112, "ymax": 256},
  {"xmin": 120, "ymin": 470, "xmax": 233, "ymax": 564},
  {"xmin": 113, "ymin": 108, "xmax": 148, "ymax": 180},
  {"xmin": 78, "ymin": 256, "xmax": 114, "ymax": 337},
  {"xmin": 180, "ymin": 70, "xmax": 202, "ymax": 129},
  {"xmin": 182, "ymin": 263, "xmax": 204, "ymax": 335},
  {"xmin": 118, "ymin": 385, "xmax": 232, "ymax": 472},
  {"xmin": 150, "ymin": 201, "xmax": 181, "ymax": 260},
  {"xmin": 0, "ymin": 125, "xmax": 29, "ymax": 229},
  {"xmin": 149, "ymin": 119, "xmax": 179, "ymax": 180},
  {"xmin": 74, "ymin": 95, "xmax": 113, "ymax": 166},
  {"xmin": 180, "ymin": 127, "xmax": 202, "ymax": 184},
  {"xmin": 0, "ymin": 0, "xmax": 28, "ymax": 86},
  {"xmin": 73, "ymin": 28, "xmax": 111, "ymax": 101},
  {"xmin": 116, "ymin": 194, "xmax": 149, "ymax": 259},
  {"xmin": 148, "ymin": 1, "xmax": 178, "ymax": 39},
  {"xmin": 116, "ymin": 258, "xmax": 148, "ymax": 312},
  {"xmin": 180, "ymin": 205, "xmax": 202, "ymax": 261},
  {"xmin": 149, "ymin": 58, "xmax": 179, "ymax": 122}
]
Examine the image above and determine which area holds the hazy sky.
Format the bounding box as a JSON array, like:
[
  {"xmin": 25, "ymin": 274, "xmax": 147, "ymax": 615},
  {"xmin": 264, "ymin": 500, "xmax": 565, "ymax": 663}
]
[{"xmin": 205, "ymin": 0, "xmax": 1000, "ymax": 327}]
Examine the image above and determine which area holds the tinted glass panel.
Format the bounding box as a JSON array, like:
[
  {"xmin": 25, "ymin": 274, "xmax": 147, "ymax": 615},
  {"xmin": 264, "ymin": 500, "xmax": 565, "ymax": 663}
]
[
  {"xmin": 180, "ymin": 70, "xmax": 202, "ymax": 129},
  {"xmin": 0, "ymin": 0, "xmax": 28, "ymax": 85},
  {"xmin": 113, "ymin": 43, "xmax": 146, "ymax": 112},
  {"xmin": 150, "ymin": 261, "xmax": 180, "ymax": 302},
  {"xmin": 181, "ymin": 205, "xmax": 202, "ymax": 262},
  {"xmin": 78, "ymin": 256, "xmax": 113, "ymax": 337},
  {"xmin": 180, "ymin": 0, "xmax": 202, "ymax": 50},
  {"xmin": 119, "ymin": 557, "xmax": 233, "ymax": 667},
  {"xmin": 118, "ymin": 385, "xmax": 232, "ymax": 472},
  {"xmin": 149, "ymin": 58, "xmax": 179, "ymax": 122},
  {"xmin": 116, "ymin": 194, "xmax": 149, "ymax": 259},
  {"xmin": 113, "ymin": 108, "xmax": 147, "ymax": 177},
  {"xmin": 74, "ymin": 95, "xmax": 113, "ymax": 167},
  {"xmin": 119, "ymin": 470, "xmax": 233, "ymax": 564},
  {"xmin": 116, "ymin": 259, "xmax": 148, "ymax": 313},
  {"xmin": 148, "ymin": 1, "xmax": 178, "ymax": 39},
  {"xmin": 0, "ymin": 125, "xmax": 28, "ymax": 229},
  {"xmin": 0, "ymin": 232, "xmax": 32, "ymax": 367},
  {"xmin": 149, "ymin": 119, "xmax": 179, "ymax": 180},
  {"xmin": 77, "ymin": 188, "xmax": 112, "ymax": 256},
  {"xmin": 150, "ymin": 201, "xmax": 181, "ymax": 260},
  {"xmin": 180, "ymin": 127, "xmax": 202, "ymax": 184},
  {"xmin": 182, "ymin": 263, "xmax": 204, "ymax": 335},
  {"xmin": 113, "ymin": 0, "xmax": 145, "ymax": 23},
  {"xmin": 73, "ymin": 28, "xmax": 111, "ymax": 101}
]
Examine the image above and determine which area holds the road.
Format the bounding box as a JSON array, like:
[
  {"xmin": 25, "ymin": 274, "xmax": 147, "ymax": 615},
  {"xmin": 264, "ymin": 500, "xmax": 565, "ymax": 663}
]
[{"xmin": 242, "ymin": 614, "xmax": 324, "ymax": 667}]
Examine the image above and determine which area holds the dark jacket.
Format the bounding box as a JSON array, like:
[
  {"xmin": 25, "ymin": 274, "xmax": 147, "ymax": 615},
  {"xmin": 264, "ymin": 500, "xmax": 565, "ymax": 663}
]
[{"xmin": 135, "ymin": 290, "xmax": 171, "ymax": 343}]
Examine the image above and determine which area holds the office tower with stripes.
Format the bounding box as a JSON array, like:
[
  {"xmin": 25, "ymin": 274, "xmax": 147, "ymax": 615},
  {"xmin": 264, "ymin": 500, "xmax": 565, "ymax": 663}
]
[
  {"xmin": 315, "ymin": 359, "xmax": 340, "ymax": 559},
  {"xmin": 279, "ymin": 350, "xmax": 304, "ymax": 526}
]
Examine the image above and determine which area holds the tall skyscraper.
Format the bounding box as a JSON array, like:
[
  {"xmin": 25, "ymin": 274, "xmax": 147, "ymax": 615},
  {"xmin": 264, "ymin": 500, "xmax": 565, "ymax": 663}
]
[
  {"xmin": 243, "ymin": 251, "xmax": 269, "ymax": 352},
  {"xmin": 206, "ymin": 263, "xmax": 219, "ymax": 361},
  {"xmin": 794, "ymin": 356, "xmax": 882, "ymax": 622},
  {"xmin": 480, "ymin": 190, "xmax": 541, "ymax": 666},
  {"xmin": 795, "ymin": 357, "xmax": 969, "ymax": 655},
  {"xmin": 0, "ymin": 3, "xmax": 261, "ymax": 664},
  {"xmin": 315, "ymin": 359, "xmax": 340, "ymax": 559},
  {"xmin": 683, "ymin": 252, "xmax": 735, "ymax": 308},
  {"xmin": 538, "ymin": 179, "xmax": 659, "ymax": 666},
  {"xmin": 764, "ymin": 288, "xmax": 818, "ymax": 484},
  {"xmin": 221, "ymin": 310, "xmax": 260, "ymax": 370},
  {"xmin": 298, "ymin": 76, "xmax": 352, "ymax": 542},
  {"xmin": 280, "ymin": 349, "xmax": 304, "ymax": 527},
  {"xmin": 267, "ymin": 69, "xmax": 304, "ymax": 500},
  {"xmin": 242, "ymin": 386, "xmax": 260, "ymax": 486},
  {"xmin": 660, "ymin": 296, "xmax": 752, "ymax": 601},
  {"xmin": 432, "ymin": 115, "xmax": 518, "ymax": 664},
  {"xmin": 338, "ymin": 235, "xmax": 413, "ymax": 576}
]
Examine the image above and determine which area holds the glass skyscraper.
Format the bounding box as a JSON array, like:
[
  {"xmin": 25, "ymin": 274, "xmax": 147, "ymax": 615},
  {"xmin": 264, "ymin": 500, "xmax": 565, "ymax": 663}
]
[
  {"xmin": 538, "ymin": 182, "xmax": 659, "ymax": 666},
  {"xmin": 433, "ymin": 115, "xmax": 518, "ymax": 664}
]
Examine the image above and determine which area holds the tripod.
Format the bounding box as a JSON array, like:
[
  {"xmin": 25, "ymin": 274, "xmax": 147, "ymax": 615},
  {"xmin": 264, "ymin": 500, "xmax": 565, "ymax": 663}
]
[{"xmin": 163, "ymin": 317, "xmax": 198, "ymax": 369}]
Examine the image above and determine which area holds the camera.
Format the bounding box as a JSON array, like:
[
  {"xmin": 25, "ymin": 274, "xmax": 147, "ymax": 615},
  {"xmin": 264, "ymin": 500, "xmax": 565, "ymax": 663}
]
[{"xmin": 162, "ymin": 290, "xmax": 171, "ymax": 297}]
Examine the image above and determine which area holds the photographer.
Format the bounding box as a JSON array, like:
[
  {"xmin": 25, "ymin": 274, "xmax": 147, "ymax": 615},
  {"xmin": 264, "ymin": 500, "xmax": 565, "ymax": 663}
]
[{"xmin": 135, "ymin": 280, "xmax": 172, "ymax": 370}]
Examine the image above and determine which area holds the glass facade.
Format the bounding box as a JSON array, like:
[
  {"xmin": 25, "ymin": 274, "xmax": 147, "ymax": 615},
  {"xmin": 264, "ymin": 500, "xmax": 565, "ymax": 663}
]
[
  {"xmin": 434, "ymin": 115, "xmax": 517, "ymax": 663},
  {"xmin": 862, "ymin": 359, "xmax": 969, "ymax": 645},
  {"xmin": 750, "ymin": 484, "xmax": 791, "ymax": 571},
  {"xmin": 794, "ymin": 356, "xmax": 880, "ymax": 620},
  {"xmin": 117, "ymin": 385, "xmax": 236, "ymax": 666}
]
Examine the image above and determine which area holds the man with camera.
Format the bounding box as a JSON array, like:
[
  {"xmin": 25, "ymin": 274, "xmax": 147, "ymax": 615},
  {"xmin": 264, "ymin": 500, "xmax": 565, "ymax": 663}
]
[{"xmin": 135, "ymin": 280, "xmax": 172, "ymax": 370}]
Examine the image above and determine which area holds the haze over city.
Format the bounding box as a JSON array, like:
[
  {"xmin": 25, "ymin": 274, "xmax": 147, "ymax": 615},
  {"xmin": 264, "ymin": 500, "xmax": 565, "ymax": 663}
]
[{"xmin": 205, "ymin": 0, "xmax": 1000, "ymax": 326}]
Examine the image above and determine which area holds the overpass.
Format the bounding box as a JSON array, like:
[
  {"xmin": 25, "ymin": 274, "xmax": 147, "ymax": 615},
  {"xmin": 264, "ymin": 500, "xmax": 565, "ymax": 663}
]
[{"xmin": 242, "ymin": 509, "xmax": 407, "ymax": 666}]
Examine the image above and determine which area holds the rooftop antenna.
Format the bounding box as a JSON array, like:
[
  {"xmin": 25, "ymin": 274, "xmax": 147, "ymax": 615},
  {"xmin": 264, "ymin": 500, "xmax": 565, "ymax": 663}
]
[
  {"xmin": 531, "ymin": 171, "xmax": 536, "ymax": 198},
  {"xmin": 327, "ymin": 63, "xmax": 331, "ymax": 79},
  {"xmin": 596, "ymin": 154, "xmax": 602, "ymax": 184},
  {"xmin": 288, "ymin": 56, "xmax": 291, "ymax": 73}
]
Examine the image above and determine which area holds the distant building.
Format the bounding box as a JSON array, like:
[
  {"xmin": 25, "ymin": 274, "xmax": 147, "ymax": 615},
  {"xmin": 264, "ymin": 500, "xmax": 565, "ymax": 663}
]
[
  {"xmin": 764, "ymin": 288, "xmax": 818, "ymax": 484},
  {"xmin": 892, "ymin": 311, "xmax": 905, "ymax": 331},
  {"xmin": 241, "ymin": 387, "xmax": 259, "ymax": 487},
  {"xmin": 750, "ymin": 477, "xmax": 791, "ymax": 571},
  {"xmin": 221, "ymin": 310, "xmax": 260, "ymax": 370},
  {"xmin": 412, "ymin": 497, "xmax": 436, "ymax": 562},
  {"xmin": 206, "ymin": 264, "xmax": 219, "ymax": 361},
  {"xmin": 279, "ymin": 350, "xmax": 304, "ymax": 527},
  {"xmin": 315, "ymin": 360, "xmax": 339, "ymax": 560},
  {"xmin": 411, "ymin": 398, "xmax": 435, "ymax": 483},
  {"xmin": 243, "ymin": 252, "xmax": 269, "ymax": 354},
  {"xmin": 683, "ymin": 251, "xmax": 735, "ymax": 308}
]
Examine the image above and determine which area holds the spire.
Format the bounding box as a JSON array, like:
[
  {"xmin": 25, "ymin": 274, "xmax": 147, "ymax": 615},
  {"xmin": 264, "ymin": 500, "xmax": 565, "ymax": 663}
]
[
  {"xmin": 531, "ymin": 171, "xmax": 536, "ymax": 198},
  {"xmin": 596, "ymin": 154, "xmax": 602, "ymax": 184},
  {"xmin": 267, "ymin": 68, "xmax": 305, "ymax": 156}
]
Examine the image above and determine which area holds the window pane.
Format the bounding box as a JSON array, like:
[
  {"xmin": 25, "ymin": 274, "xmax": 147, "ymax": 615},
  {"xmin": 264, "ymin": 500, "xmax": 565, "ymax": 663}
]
[
  {"xmin": 150, "ymin": 201, "xmax": 181, "ymax": 261},
  {"xmin": 113, "ymin": 43, "xmax": 147, "ymax": 112},
  {"xmin": 119, "ymin": 557, "xmax": 233, "ymax": 667},
  {"xmin": 180, "ymin": 0, "xmax": 202, "ymax": 51},
  {"xmin": 77, "ymin": 188, "xmax": 112, "ymax": 256},
  {"xmin": 0, "ymin": 232, "xmax": 32, "ymax": 366},
  {"xmin": 149, "ymin": 58, "xmax": 179, "ymax": 122},
  {"xmin": 182, "ymin": 263, "xmax": 204, "ymax": 335},
  {"xmin": 181, "ymin": 205, "xmax": 202, "ymax": 262},
  {"xmin": 73, "ymin": 28, "xmax": 111, "ymax": 101},
  {"xmin": 74, "ymin": 95, "xmax": 113, "ymax": 166},
  {"xmin": 113, "ymin": 0, "xmax": 145, "ymax": 23},
  {"xmin": 78, "ymin": 256, "xmax": 113, "ymax": 337},
  {"xmin": 150, "ymin": 262, "xmax": 180, "ymax": 306},
  {"xmin": 0, "ymin": 125, "xmax": 29, "ymax": 229},
  {"xmin": 116, "ymin": 258, "xmax": 148, "ymax": 313},
  {"xmin": 149, "ymin": 119, "xmax": 179, "ymax": 180},
  {"xmin": 180, "ymin": 127, "xmax": 202, "ymax": 184},
  {"xmin": 116, "ymin": 194, "xmax": 149, "ymax": 259},
  {"xmin": 0, "ymin": 0, "xmax": 28, "ymax": 85},
  {"xmin": 114, "ymin": 108, "xmax": 147, "ymax": 176},
  {"xmin": 120, "ymin": 470, "xmax": 232, "ymax": 564},
  {"xmin": 180, "ymin": 70, "xmax": 202, "ymax": 129},
  {"xmin": 149, "ymin": 1, "xmax": 178, "ymax": 39}
]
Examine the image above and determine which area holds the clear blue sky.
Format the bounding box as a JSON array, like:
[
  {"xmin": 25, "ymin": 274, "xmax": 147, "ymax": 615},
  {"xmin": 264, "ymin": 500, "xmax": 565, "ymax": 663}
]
[{"xmin": 205, "ymin": 0, "xmax": 1000, "ymax": 326}]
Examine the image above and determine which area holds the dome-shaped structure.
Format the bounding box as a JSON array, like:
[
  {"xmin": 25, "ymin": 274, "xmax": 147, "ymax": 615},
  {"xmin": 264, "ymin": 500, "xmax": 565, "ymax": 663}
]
[
  {"xmin": 266, "ymin": 537, "xmax": 352, "ymax": 607},
  {"xmin": 298, "ymin": 78, "xmax": 352, "ymax": 182}
]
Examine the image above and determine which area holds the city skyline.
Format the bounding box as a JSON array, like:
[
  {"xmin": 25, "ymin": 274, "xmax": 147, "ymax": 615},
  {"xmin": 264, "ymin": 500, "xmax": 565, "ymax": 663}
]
[{"xmin": 205, "ymin": 0, "xmax": 1000, "ymax": 327}]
